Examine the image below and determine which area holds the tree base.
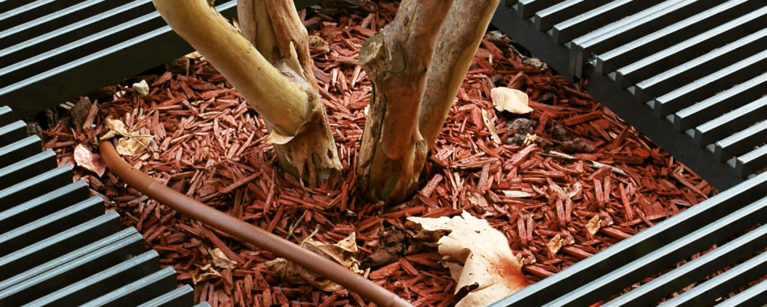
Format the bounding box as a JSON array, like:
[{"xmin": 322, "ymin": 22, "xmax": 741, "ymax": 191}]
[{"xmin": 273, "ymin": 103, "xmax": 342, "ymax": 186}]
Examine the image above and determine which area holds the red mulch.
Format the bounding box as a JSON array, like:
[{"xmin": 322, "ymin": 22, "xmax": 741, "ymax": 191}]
[{"xmin": 41, "ymin": 2, "xmax": 713, "ymax": 306}]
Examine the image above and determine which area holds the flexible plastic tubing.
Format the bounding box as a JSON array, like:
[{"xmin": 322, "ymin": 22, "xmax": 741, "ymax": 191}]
[{"xmin": 100, "ymin": 141, "xmax": 412, "ymax": 307}]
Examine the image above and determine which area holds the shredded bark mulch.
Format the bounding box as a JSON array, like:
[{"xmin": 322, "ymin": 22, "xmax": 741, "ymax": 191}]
[{"xmin": 40, "ymin": 2, "xmax": 713, "ymax": 306}]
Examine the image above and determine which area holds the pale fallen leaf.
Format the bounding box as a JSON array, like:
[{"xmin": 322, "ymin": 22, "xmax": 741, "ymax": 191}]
[
  {"xmin": 101, "ymin": 118, "xmax": 128, "ymax": 140},
  {"xmin": 209, "ymin": 248, "xmax": 237, "ymax": 270},
  {"xmin": 266, "ymin": 233, "xmax": 362, "ymax": 292},
  {"xmin": 408, "ymin": 211, "xmax": 528, "ymax": 307},
  {"xmin": 491, "ymin": 87, "xmax": 533, "ymax": 114},
  {"xmin": 115, "ymin": 135, "xmax": 153, "ymax": 156},
  {"xmin": 132, "ymin": 79, "xmax": 149, "ymax": 96},
  {"xmin": 100, "ymin": 118, "xmax": 153, "ymax": 155},
  {"xmin": 192, "ymin": 264, "xmax": 221, "ymax": 284},
  {"xmin": 481, "ymin": 109, "xmax": 502, "ymax": 144},
  {"xmin": 586, "ymin": 215, "xmax": 601, "ymax": 235},
  {"xmin": 73, "ymin": 144, "xmax": 105, "ymax": 176},
  {"xmin": 502, "ymin": 190, "xmax": 532, "ymax": 198},
  {"xmin": 547, "ymin": 234, "xmax": 562, "ymax": 255}
]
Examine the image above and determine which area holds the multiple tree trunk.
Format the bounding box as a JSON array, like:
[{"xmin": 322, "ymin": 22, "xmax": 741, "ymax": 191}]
[
  {"xmin": 153, "ymin": 0, "xmax": 341, "ymax": 186},
  {"xmin": 151, "ymin": 0, "xmax": 499, "ymax": 203}
]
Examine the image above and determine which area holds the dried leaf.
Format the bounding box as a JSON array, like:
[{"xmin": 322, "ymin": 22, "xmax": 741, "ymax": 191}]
[
  {"xmin": 101, "ymin": 118, "xmax": 129, "ymax": 140},
  {"xmin": 210, "ymin": 248, "xmax": 237, "ymax": 270},
  {"xmin": 266, "ymin": 233, "xmax": 362, "ymax": 292},
  {"xmin": 73, "ymin": 144, "xmax": 105, "ymax": 176},
  {"xmin": 586, "ymin": 215, "xmax": 601, "ymax": 235},
  {"xmin": 408, "ymin": 211, "xmax": 527, "ymax": 307},
  {"xmin": 101, "ymin": 118, "xmax": 153, "ymax": 155},
  {"xmin": 481, "ymin": 109, "xmax": 501, "ymax": 144},
  {"xmin": 132, "ymin": 79, "xmax": 150, "ymax": 96},
  {"xmin": 491, "ymin": 87, "xmax": 533, "ymax": 114},
  {"xmin": 193, "ymin": 264, "xmax": 221, "ymax": 284},
  {"xmin": 547, "ymin": 234, "xmax": 562, "ymax": 254},
  {"xmin": 115, "ymin": 134, "xmax": 153, "ymax": 156}
]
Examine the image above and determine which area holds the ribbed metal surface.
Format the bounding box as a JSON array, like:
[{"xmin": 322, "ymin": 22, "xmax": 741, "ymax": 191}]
[
  {"xmin": 492, "ymin": 172, "xmax": 767, "ymax": 306},
  {"xmin": 0, "ymin": 106, "xmax": 194, "ymax": 306},
  {"xmin": 0, "ymin": 0, "xmax": 238, "ymax": 117},
  {"xmin": 492, "ymin": 0, "xmax": 766, "ymax": 191},
  {"xmin": 490, "ymin": 0, "xmax": 767, "ymax": 305},
  {"xmin": 0, "ymin": 0, "xmax": 320, "ymax": 118}
]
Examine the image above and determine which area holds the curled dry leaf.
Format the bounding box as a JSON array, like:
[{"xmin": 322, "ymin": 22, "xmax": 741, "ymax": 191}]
[
  {"xmin": 481, "ymin": 109, "xmax": 502, "ymax": 145},
  {"xmin": 115, "ymin": 136, "xmax": 153, "ymax": 156},
  {"xmin": 101, "ymin": 118, "xmax": 128, "ymax": 140},
  {"xmin": 100, "ymin": 118, "xmax": 153, "ymax": 156},
  {"xmin": 132, "ymin": 79, "xmax": 150, "ymax": 96},
  {"xmin": 193, "ymin": 264, "xmax": 221, "ymax": 284},
  {"xmin": 408, "ymin": 211, "xmax": 528, "ymax": 307},
  {"xmin": 266, "ymin": 233, "xmax": 362, "ymax": 292},
  {"xmin": 73, "ymin": 144, "xmax": 106, "ymax": 176},
  {"xmin": 209, "ymin": 248, "xmax": 237, "ymax": 270},
  {"xmin": 491, "ymin": 87, "xmax": 533, "ymax": 114}
]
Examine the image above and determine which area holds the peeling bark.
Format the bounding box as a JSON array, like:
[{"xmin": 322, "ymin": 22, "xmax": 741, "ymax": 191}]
[
  {"xmin": 357, "ymin": 0, "xmax": 452, "ymax": 203},
  {"xmin": 154, "ymin": 0, "xmax": 340, "ymax": 185}
]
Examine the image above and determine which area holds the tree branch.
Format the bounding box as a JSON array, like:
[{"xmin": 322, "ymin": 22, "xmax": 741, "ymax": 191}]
[
  {"xmin": 153, "ymin": 0, "xmax": 308, "ymax": 136},
  {"xmin": 155, "ymin": 0, "xmax": 341, "ymax": 185}
]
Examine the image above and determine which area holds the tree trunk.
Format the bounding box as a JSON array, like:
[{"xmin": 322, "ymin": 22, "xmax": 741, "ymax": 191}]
[
  {"xmin": 356, "ymin": 0, "xmax": 452, "ymax": 203},
  {"xmin": 419, "ymin": 0, "xmax": 501, "ymax": 148},
  {"xmin": 357, "ymin": 0, "xmax": 500, "ymax": 203},
  {"xmin": 153, "ymin": 0, "xmax": 341, "ymax": 185}
]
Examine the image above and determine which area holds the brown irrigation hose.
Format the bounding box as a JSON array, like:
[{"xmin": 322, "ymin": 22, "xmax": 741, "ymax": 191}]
[{"xmin": 99, "ymin": 141, "xmax": 412, "ymax": 307}]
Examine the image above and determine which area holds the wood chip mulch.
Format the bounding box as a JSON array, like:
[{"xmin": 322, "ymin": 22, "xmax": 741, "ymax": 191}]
[{"xmin": 40, "ymin": 2, "xmax": 714, "ymax": 306}]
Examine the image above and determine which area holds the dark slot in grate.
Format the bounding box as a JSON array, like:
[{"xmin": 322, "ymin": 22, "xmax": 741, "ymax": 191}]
[
  {"xmin": 0, "ymin": 1, "xmax": 323, "ymax": 304},
  {"xmin": 491, "ymin": 0, "xmax": 767, "ymax": 304},
  {"xmin": 0, "ymin": 0, "xmax": 318, "ymax": 118},
  {"xmin": 493, "ymin": 0, "xmax": 766, "ymax": 193},
  {"xmin": 493, "ymin": 172, "xmax": 767, "ymax": 306},
  {"xmin": 0, "ymin": 106, "xmax": 198, "ymax": 305}
]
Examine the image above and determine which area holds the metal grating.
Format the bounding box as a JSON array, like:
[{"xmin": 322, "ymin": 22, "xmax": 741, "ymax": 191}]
[
  {"xmin": 492, "ymin": 0, "xmax": 767, "ymax": 305},
  {"xmin": 0, "ymin": 0, "xmax": 239, "ymax": 118},
  {"xmin": 0, "ymin": 105, "xmax": 195, "ymax": 306},
  {"xmin": 493, "ymin": 171, "xmax": 767, "ymax": 306},
  {"xmin": 492, "ymin": 0, "xmax": 767, "ymax": 191},
  {"xmin": 2, "ymin": 0, "xmax": 766, "ymax": 305}
]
